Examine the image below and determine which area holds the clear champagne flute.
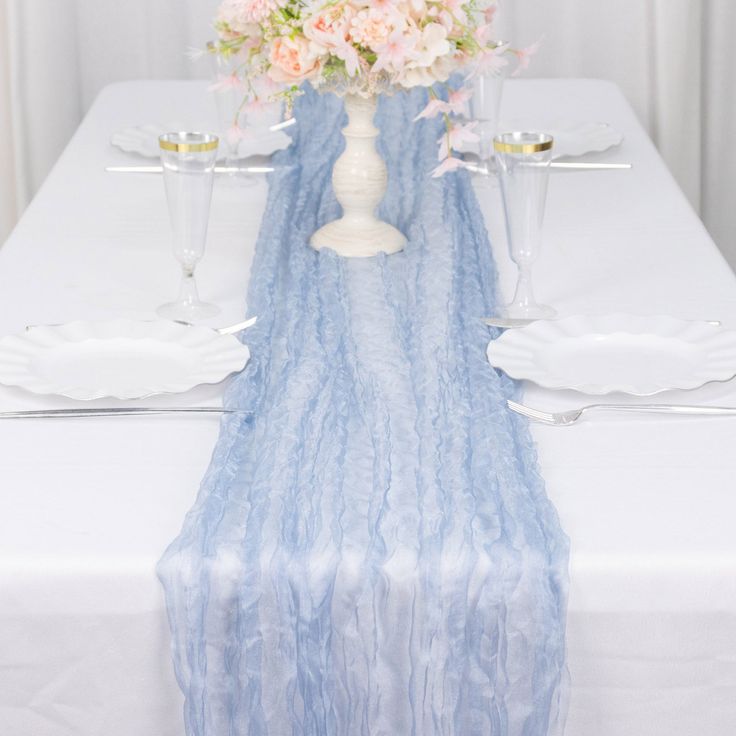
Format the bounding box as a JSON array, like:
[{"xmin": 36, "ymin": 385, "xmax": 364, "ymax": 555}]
[
  {"xmin": 469, "ymin": 72, "xmax": 505, "ymax": 173},
  {"xmin": 493, "ymin": 132, "xmax": 556, "ymax": 319},
  {"xmin": 157, "ymin": 132, "xmax": 220, "ymax": 322},
  {"xmin": 208, "ymin": 42, "xmax": 256, "ymax": 186}
]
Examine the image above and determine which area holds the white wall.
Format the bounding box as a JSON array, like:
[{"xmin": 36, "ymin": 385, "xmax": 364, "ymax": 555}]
[{"xmin": 1, "ymin": 0, "xmax": 734, "ymax": 267}]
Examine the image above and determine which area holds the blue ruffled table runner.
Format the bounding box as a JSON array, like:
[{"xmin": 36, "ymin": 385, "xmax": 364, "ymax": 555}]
[{"xmin": 158, "ymin": 88, "xmax": 569, "ymax": 736}]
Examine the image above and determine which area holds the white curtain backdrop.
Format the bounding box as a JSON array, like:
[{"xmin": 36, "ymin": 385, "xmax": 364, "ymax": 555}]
[
  {"xmin": 0, "ymin": 0, "xmax": 734, "ymax": 266},
  {"xmin": 496, "ymin": 0, "xmax": 736, "ymax": 265}
]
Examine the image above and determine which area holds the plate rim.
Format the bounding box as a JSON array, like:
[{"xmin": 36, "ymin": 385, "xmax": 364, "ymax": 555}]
[
  {"xmin": 501, "ymin": 119, "xmax": 625, "ymax": 159},
  {"xmin": 110, "ymin": 120, "xmax": 292, "ymax": 160},
  {"xmin": 0, "ymin": 318, "xmax": 251, "ymax": 400},
  {"xmin": 456, "ymin": 119, "xmax": 624, "ymax": 160},
  {"xmin": 486, "ymin": 313, "xmax": 735, "ymax": 396}
]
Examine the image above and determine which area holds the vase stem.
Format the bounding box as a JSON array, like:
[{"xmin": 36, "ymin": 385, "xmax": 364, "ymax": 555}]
[{"xmin": 310, "ymin": 94, "xmax": 406, "ymax": 258}]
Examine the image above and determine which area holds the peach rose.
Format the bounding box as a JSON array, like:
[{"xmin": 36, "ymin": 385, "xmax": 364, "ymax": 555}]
[
  {"xmin": 303, "ymin": 3, "xmax": 355, "ymax": 51},
  {"xmin": 349, "ymin": 8, "xmax": 405, "ymax": 52},
  {"xmin": 268, "ymin": 35, "xmax": 323, "ymax": 83}
]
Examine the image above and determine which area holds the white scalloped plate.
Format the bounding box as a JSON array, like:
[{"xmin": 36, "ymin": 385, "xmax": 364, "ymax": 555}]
[
  {"xmin": 543, "ymin": 121, "xmax": 623, "ymax": 159},
  {"xmin": 487, "ymin": 314, "xmax": 736, "ymax": 396},
  {"xmin": 0, "ymin": 319, "xmax": 250, "ymax": 400},
  {"xmin": 111, "ymin": 123, "xmax": 181, "ymax": 158},
  {"xmin": 110, "ymin": 120, "xmax": 292, "ymax": 160}
]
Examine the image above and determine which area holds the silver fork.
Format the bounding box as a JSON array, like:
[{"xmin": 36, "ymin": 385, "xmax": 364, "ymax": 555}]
[{"xmin": 507, "ymin": 399, "xmax": 736, "ymax": 426}]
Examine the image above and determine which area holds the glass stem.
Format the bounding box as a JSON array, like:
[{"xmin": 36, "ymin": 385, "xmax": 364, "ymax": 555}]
[
  {"xmin": 479, "ymin": 136, "xmax": 493, "ymax": 163},
  {"xmin": 512, "ymin": 264, "xmax": 536, "ymax": 309},
  {"xmin": 177, "ymin": 266, "xmax": 200, "ymax": 308}
]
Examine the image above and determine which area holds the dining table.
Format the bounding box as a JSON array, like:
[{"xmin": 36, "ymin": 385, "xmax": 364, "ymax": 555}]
[{"xmin": 1, "ymin": 78, "xmax": 735, "ymax": 736}]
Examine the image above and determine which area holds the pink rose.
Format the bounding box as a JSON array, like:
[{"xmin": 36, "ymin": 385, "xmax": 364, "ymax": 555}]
[{"xmin": 268, "ymin": 35, "xmax": 322, "ymax": 83}]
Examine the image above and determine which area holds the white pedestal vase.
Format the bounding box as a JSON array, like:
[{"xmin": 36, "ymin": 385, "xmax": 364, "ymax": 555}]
[{"xmin": 310, "ymin": 94, "xmax": 406, "ymax": 258}]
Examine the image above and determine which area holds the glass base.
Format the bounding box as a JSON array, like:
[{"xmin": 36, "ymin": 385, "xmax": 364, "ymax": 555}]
[
  {"xmin": 467, "ymin": 157, "xmax": 495, "ymax": 176},
  {"xmin": 499, "ymin": 302, "xmax": 557, "ymax": 320},
  {"xmin": 471, "ymin": 171, "xmax": 499, "ymax": 188},
  {"xmin": 468, "ymin": 158, "xmax": 501, "ymax": 189},
  {"xmin": 157, "ymin": 300, "xmax": 220, "ymax": 322},
  {"xmin": 219, "ymin": 171, "xmax": 258, "ymax": 187},
  {"xmin": 218, "ymin": 157, "xmax": 259, "ymax": 187}
]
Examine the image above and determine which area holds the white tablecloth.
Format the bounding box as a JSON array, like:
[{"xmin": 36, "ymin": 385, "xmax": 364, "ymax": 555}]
[{"xmin": 1, "ymin": 79, "xmax": 735, "ymax": 736}]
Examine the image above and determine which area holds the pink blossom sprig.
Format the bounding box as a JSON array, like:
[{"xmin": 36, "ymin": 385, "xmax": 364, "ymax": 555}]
[{"xmin": 417, "ymin": 37, "xmax": 540, "ymax": 176}]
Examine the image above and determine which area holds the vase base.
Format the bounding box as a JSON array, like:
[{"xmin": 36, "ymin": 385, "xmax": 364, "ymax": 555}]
[{"xmin": 310, "ymin": 218, "xmax": 406, "ymax": 258}]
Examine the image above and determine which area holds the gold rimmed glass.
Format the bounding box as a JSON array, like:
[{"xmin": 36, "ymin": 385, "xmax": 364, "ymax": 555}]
[
  {"xmin": 493, "ymin": 132, "xmax": 556, "ymax": 319},
  {"xmin": 157, "ymin": 132, "xmax": 220, "ymax": 322}
]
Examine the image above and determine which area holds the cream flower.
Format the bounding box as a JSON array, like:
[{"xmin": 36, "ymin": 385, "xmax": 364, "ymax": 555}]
[
  {"xmin": 408, "ymin": 23, "xmax": 450, "ymax": 68},
  {"xmin": 399, "ymin": 23, "xmax": 453, "ymax": 87},
  {"xmin": 400, "ymin": 55, "xmax": 456, "ymax": 88}
]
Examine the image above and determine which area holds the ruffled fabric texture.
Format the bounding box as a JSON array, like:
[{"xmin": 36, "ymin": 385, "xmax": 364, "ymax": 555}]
[{"xmin": 158, "ymin": 87, "xmax": 569, "ymax": 736}]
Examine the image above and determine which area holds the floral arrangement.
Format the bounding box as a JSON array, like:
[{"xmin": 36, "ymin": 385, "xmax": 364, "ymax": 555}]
[{"xmin": 211, "ymin": 0, "xmax": 533, "ymax": 175}]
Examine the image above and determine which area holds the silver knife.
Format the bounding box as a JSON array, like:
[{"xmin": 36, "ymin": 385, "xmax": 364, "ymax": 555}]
[
  {"xmin": 109, "ymin": 161, "xmax": 631, "ymax": 175},
  {"xmin": 106, "ymin": 165, "xmax": 275, "ymax": 174},
  {"xmin": 0, "ymin": 407, "xmax": 253, "ymax": 419},
  {"xmin": 482, "ymin": 316, "xmax": 722, "ymax": 329},
  {"xmin": 548, "ymin": 162, "xmax": 632, "ymax": 170},
  {"xmin": 269, "ymin": 117, "xmax": 296, "ymax": 131},
  {"xmin": 24, "ymin": 315, "xmax": 258, "ymax": 334},
  {"xmin": 464, "ymin": 162, "xmax": 632, "ymax": 175}
]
